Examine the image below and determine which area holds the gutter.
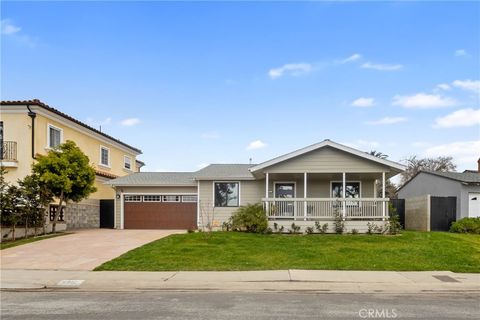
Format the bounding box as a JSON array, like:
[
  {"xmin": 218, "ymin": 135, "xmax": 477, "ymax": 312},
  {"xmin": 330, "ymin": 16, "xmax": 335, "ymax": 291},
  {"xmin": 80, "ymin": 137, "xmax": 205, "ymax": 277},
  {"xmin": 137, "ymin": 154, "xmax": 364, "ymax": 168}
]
[{"xmin": 26, "ymin": 105, "xmax": 36, "ymax": 159}]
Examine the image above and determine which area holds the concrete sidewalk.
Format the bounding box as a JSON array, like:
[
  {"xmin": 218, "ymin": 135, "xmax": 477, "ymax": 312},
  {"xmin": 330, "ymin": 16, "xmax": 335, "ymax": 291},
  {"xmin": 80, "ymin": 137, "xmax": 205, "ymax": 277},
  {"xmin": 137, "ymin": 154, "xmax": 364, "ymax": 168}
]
[{"xmin": 1, "ymin": 269, "xmax": 479, "ymax": 294}]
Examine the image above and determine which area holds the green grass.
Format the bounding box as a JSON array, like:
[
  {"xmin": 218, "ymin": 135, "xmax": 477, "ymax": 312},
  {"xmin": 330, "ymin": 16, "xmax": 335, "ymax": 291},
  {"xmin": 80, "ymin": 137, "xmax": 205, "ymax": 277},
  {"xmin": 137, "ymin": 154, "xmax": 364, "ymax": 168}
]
[
  {"xmin": 0, "ymin": 232, "xmax": 70, "ymax": 250},
  {"xmin": 94, "ymin": 231, "xmax": 480, "ymax": 273}
]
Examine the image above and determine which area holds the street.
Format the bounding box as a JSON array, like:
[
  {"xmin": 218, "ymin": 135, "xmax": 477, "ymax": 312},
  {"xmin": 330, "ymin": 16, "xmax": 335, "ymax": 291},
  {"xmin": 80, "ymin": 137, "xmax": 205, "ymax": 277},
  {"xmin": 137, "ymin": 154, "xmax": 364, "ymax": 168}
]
[{"xmin": 1, "ymin": 291, "xmax": 478, "ymax": 319}]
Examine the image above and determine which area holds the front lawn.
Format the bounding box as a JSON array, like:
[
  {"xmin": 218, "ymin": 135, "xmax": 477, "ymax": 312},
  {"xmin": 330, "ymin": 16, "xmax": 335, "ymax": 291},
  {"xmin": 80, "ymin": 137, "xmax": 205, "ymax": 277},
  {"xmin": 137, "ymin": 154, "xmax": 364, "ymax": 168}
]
[
  {"xmin": 0, "ymin": 232, "xmax": 70, "ymax": 250},
  {"xmin": 95, "ymin": 231, "xmax": 480, "ymax": 273}
]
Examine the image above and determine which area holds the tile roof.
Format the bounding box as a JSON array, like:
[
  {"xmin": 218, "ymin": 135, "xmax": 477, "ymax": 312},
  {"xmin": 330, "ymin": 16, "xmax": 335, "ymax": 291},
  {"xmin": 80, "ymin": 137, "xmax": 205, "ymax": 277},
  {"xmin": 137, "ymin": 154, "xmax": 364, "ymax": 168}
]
[
  {"xmin": 194, "ymin": 164, "xmax": 256, "ymax": 180},
  {"xmin": 420, "ymin": 170, "xmax": 480, "ymax": 183},
  {"xmin": 107, "ymin": 172, "xmax": 196, "ymax": 186},
  {"xmin": 1, "ymin": 99, "xmax": 142, "ymax": 154}
]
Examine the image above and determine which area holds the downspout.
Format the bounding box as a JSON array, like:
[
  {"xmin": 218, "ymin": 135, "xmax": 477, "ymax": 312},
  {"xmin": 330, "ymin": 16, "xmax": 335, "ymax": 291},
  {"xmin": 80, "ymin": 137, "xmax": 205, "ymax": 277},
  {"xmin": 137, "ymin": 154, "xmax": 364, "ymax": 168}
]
[{"xmin": 26, "ymin": 105, "xmax": 36, "ymax": 159}]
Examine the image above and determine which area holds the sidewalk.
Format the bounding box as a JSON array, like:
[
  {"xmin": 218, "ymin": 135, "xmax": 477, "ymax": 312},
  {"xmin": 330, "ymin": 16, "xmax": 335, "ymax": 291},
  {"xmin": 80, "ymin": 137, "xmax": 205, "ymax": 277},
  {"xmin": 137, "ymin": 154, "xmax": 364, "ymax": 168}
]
[{"xmin": 1, "ymin": 269, "xmax": 479, "ymax": 294}]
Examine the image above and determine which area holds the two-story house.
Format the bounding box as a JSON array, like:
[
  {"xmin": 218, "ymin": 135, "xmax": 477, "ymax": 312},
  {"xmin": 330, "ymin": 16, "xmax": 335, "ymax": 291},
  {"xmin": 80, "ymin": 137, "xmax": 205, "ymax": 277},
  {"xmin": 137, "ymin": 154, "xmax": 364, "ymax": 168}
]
[{"xmin": 0, "ymin": 99, "xmax": 143, "ymax": 229}]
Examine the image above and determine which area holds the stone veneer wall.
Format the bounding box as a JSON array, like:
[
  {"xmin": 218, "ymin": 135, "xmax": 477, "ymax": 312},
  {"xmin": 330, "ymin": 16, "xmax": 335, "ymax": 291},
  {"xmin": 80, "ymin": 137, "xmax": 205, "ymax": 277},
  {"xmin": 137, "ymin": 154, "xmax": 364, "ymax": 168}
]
[
  {"xmin": 64, "ymin": 199, "xmax": 100, "ymax": 229},
  {"xmin": 405, "ymin": 195, "xmax": 430, "ymax": 231}
]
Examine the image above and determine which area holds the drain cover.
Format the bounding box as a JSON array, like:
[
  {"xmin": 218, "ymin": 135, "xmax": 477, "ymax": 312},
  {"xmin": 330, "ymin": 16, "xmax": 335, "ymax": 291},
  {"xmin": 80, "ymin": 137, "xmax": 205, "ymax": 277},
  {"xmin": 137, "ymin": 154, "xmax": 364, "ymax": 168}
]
[
  {"xmin": 432, "ymin": 275, "xmax": 460, "ymax": 283},
  {"xmin": 57, "ymin": 280, "xmax": 84, "ymax": 286}
]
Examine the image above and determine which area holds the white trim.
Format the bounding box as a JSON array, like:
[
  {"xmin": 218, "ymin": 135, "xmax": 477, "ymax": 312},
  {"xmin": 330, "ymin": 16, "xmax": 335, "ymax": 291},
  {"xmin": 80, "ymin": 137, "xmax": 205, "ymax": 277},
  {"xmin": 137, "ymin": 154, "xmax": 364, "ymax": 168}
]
[
  {"xmin": 47, "ymin": 123, "xmax": 63, "ymax": 148},
  {"xmin": 99, "ymin": 145, "xmax": 111, "ymax": 167},
  {"xmin": 304, "ymin": 173, "xmax": 308, "ymax": 220},
  {"xmin": 330, "ymin": 180, "xmax": 362, "ymax": 198},
  {"xmin": 373, "ymin": 179, "xmax": 377, "ymax": 199},
  {"xmin": 123, "ymin": 155, "xmax": 132, "ymax": 171},
  {"xmin": 273, "ymin": 181, "xmax": 297, "ymax": 198},
  {"xmin": 122, "ymin": 192, "xmax": 197, "ymax": 195},
  {"xmin": 249, "ymin": 139, "xmax": 406, "ymax": 172},
  {"xmin": 120, "ymin": 192, "xmax": 124, "ymax": 229},
  {"xmin": 265, "ymin": 172, "xmax": 269, "ymax": 198},
  {"xmin": 212, "ymin": 181, "xmax": 241, "ymax": 207},
  {"xmin": 382, "ymin": 172, "xmax": 386, "ymax": 219},
  {"xmin": 197, "ymin": 180, "xmax": 200, "ymax": 227}
]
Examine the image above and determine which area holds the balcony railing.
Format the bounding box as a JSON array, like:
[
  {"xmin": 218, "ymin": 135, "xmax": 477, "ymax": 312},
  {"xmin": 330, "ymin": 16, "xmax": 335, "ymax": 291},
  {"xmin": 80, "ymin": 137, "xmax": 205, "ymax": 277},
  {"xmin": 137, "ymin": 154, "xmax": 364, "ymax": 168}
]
[
  {"xmin": 262, "ymin": 198, "xmax": 389, "ymax": 220},
  {"xmin": 1, "ymin": 141, "xmax": 17, "ymax": 161}
]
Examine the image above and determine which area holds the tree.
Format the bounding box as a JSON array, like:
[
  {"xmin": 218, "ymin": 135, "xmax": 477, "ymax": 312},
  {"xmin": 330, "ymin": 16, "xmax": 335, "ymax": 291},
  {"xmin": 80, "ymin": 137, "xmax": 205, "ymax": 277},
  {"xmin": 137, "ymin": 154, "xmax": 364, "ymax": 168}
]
[
  {"xmin": 368, "ymin": 150, "xmax": 397, "ymax": 198},
  {"xmin": 400, "ymin": 155, "xmax": 456, "ymax": 185},
  {"xmin": 368, "ymin": 150, "xmax": 388, "ymax": 159},
  {"xmin": 2, "ymin": 185, "xmax": 23, "ymax": 240},
  {"xmin": 18, "ymin": 174, "xmax": 54, "ymax": 237},
  {"xmin": 32, "ymin": 140, "xmax": 96, "ymax": 233}
]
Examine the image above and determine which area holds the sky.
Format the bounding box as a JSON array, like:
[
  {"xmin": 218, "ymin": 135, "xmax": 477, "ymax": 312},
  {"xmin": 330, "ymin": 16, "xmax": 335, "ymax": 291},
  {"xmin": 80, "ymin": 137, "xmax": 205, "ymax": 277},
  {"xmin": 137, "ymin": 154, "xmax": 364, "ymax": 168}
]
[{"xmin": 1, "ymin": 1, "xmax": 479, "ymax": 175}]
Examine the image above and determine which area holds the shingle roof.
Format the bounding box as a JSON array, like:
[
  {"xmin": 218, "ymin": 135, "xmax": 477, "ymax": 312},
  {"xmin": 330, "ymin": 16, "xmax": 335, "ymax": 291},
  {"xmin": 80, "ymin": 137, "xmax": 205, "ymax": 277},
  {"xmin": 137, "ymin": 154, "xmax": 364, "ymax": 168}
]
[
  {"xmin": 420, "ymin": 170, "xmax": 480, "ymax": 183},
  {"xmin": 194, "ymin": 164, "xmax": 256, "ymax": 180},
  {"xmin": 107, "ymin": 172, "xmax": 196, "ymax": 186},
  {"xmin": 1, "ymin": 99, "xmax": 142, "ymax": 154}
]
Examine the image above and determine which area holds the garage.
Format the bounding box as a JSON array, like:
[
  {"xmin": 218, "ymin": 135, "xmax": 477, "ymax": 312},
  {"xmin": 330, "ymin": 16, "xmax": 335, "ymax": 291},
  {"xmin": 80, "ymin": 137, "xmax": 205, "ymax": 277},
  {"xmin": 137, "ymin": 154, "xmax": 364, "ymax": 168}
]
[{"xmin": 124, "ymin": 194, "xmax": 197, "ymax": 229}]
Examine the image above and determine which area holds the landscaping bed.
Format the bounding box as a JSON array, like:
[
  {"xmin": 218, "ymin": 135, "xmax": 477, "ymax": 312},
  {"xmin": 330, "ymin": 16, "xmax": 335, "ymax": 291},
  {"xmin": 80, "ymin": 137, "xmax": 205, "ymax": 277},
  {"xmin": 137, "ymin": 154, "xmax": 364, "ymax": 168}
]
[{"xmin": 95, "ymin": 231, "xmax": 480, "ymax": 273}]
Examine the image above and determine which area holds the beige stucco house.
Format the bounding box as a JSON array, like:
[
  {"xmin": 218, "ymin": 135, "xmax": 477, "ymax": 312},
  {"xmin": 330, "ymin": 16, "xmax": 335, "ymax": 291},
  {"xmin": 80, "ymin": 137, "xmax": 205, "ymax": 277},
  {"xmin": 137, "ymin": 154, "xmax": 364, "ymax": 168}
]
[
  {"xmin": 108, "ymin": 140, "xmax": 405, "ymax": 233},
  {"xmin": 0, "ymin": 99, "xmax": 143, "ymax": 230}
]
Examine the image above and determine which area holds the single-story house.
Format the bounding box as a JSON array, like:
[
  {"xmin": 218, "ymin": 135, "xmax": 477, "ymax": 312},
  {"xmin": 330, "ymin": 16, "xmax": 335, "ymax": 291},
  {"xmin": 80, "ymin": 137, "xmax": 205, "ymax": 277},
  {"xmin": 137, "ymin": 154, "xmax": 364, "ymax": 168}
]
[
  {"xmin": 107, "ymin": 139, "xmax": 406, "ymax": 233},
  {"xmin": 397, "ymin": 167, "xmax": 480, "ymax": 220}
]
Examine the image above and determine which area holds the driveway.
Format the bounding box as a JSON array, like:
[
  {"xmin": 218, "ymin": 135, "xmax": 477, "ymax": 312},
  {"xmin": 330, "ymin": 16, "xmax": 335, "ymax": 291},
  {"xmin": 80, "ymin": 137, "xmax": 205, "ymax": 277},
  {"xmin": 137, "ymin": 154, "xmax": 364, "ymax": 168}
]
[{"xmin": 0, "ymin": 229, "xmax": 183, "ymax": 271}]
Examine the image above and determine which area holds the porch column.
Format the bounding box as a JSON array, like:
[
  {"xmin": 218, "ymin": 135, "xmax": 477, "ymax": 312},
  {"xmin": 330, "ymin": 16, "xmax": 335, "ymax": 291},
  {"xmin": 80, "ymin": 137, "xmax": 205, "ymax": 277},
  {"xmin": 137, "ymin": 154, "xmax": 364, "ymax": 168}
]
[
  {"xmin": 342, "ymin": 172, "xmax": 346, "ymax": 219},
  {"xmin": 265, "ymin": 172, "xmax": 269, "ymax": 215},
  {"xmin": 382, "ymin": 172, "xmax": 386, "ymax": 220},
  {"xmin": 304, "ymin": 172, "xmax": 308, "ymax": 220}
]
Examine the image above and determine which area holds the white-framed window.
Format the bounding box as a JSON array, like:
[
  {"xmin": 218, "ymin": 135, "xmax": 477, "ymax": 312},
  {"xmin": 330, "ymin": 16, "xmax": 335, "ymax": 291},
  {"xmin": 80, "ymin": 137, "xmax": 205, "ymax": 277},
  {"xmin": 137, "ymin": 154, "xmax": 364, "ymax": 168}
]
[
  {"xmin": 163, "ymin": 195, "xmax": 180, "ymax": 202},
  {"xmin": 214, "ymin": 182, "xmax": 239, "ymax": 207},
  {"xmin": 124, "ymin": 156, "xmax": 132, "ymax": 170},
  {"xmin": 182, "ymin": 195, "xmax": 198, "ymax": 203},
  {"xmin": 47, "ymin": 124, "xmax": 63, "ymax": 148},
  {"xmin": 124, "ymin": 195, "xmax": 142, "ymax": 202},
  {"xmin": 100, "ymin": 146, "xmax": 110, "ymax": 167},
  {"xmin": 143, "ymin": 195, "xmax": 161, "ymax": 202},
  {"xmin": 331, "ymin": 181, "xmax": 361, "ymax": 198}
]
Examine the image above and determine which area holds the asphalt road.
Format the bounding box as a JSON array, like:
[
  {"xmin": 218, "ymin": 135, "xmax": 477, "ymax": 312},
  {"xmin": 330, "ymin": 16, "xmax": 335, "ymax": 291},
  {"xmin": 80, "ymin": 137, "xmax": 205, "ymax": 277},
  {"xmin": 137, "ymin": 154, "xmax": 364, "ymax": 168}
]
[{"xmin": 1, "ymin": 291, "xmax": 478, "ymax": 319}]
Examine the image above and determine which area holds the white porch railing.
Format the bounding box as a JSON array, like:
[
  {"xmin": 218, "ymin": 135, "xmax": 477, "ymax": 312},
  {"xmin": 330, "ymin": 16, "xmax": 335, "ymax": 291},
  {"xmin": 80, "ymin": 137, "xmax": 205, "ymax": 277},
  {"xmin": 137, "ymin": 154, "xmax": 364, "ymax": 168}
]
[{"xmin": 262, "ymin": 198, "xmax": 389, "ymax": 220}]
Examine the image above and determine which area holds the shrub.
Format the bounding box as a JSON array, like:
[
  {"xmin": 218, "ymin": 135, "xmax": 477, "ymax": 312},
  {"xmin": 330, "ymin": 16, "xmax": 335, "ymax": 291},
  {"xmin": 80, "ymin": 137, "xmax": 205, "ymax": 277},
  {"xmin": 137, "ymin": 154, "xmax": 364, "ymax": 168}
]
[
  {"xmin": 230, "ymin": 203, "xmax": 268, "ymax": 233},
  {"xmin": 221, "ymin": 221, "xmax": 232, "ymax": 231},
  {"xmin": 305, "ymin": 226, "xmax": 314, "ymax": 234},
  {"xmin": 450, "ymin": 217, "xmax": 480, "ymax": 234},
  {"xmin": 333, "ymin": 207, "xmax": 345, "ymax": 234},
  {"xmin": 315, "ymin": 221, "xmax": 329, "ymax": 234},
  {"xmin": 351, "ymin": 228, "xmax": 359, "ymax": 235},
  {"xmin": 366, "ymin": 222, "xmax": 376, "ymax": 235},
  {"xmin": 289, "ymin": 223, "xmax": 301, "ymax": 234},
  {"xmin": 386, "ymin": 203, "xmax": 402, "ymax": 235}
]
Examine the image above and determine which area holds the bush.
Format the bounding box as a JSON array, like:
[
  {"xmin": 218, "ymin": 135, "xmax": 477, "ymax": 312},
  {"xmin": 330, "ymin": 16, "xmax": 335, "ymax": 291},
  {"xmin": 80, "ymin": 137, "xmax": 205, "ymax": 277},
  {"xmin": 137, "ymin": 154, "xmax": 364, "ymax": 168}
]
[
  {"xmin": 450, "ymin": 217, "xmax": 480, "ymax": 234},
  {"xmin": 315, "ymin": 221, "xmax": 329, "ymax": 234},
  {"xmin": 351, "ymin": 228, "xmax": 359, "ymax": 235},
  {"xmin": 333, "ymin": 207, "xmax": 345, "ymax": 234},
  {"xmin": 289, "ymin": 223, "xmax": 301, "ymax": 234},
  {"xmin": 305, "ymin": 226, "xmax": 314, "ymax": 234},
  {"xmin": 230, "ymin": 203, "xmax": 268, "ymax": 233}
]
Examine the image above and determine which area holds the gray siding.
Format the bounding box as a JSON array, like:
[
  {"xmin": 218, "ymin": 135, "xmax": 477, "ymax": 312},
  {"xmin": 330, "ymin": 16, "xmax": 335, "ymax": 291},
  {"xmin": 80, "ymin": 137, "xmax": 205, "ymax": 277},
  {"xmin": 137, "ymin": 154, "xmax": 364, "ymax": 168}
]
[
  {"xmin": 262, "ymin": 146, "xmax": 391, "ymax": 173},
  {"xmin": 268, "ymin": 179, "xmax": 375, "ymax": 198}
]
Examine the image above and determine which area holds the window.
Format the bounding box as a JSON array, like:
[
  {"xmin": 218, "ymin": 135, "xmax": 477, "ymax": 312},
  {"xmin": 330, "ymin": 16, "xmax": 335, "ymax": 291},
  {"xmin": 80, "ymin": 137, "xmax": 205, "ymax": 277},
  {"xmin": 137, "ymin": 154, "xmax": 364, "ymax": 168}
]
[
  {"xmin": 48, "ymin": 124, "xmax": 62, "ymax": 148},
  {"xmin": 214, "ymin": 182, "xmax": 239, "ymax": 207},
  {"xmin": 49, "ymin": 205, "xmax": 65, "ymax": 221},
  {"xmin": 143, "ymin": 195, "xmax": 161, "ymax": 202},
  {"xmin": 124, "ymin": 195, "xmax": 142, "ymax": 202},
  {"xmin": 331, "ymin": 182, "xmax": 361, "ymax": 198},
  {"xmin": 124, "ymin": 156, "xmax": 132, "ymax": 170},
  {"xmin": 163, "ymin": 195, "xmax": 180, "ymax": 202},
  {"xmin": 182, "ymin": 195, "xmax": 198, "ymax": 203},
  {"xmin": 100, "ymin": 146, "xmax": 110, "ymax": 167}
]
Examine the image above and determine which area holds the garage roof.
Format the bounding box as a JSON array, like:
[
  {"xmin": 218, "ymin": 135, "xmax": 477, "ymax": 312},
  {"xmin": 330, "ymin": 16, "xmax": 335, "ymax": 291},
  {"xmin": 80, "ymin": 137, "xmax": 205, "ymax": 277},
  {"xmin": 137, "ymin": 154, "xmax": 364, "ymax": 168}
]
[
  {"xmin": 107, "ymin": 172, "xmax": 196, "ymax": 186},
  {"xmin": 194, "ymin": 164, "xmax": 256, "ymax": 180}
]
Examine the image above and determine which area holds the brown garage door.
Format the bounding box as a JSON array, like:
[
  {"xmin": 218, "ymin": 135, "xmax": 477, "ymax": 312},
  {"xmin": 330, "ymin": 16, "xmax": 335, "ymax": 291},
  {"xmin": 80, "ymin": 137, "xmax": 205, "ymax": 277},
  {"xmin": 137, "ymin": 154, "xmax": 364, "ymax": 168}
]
[{"xmin": 124, "ymin": 196, "xmax": 197, "ymax": 229}]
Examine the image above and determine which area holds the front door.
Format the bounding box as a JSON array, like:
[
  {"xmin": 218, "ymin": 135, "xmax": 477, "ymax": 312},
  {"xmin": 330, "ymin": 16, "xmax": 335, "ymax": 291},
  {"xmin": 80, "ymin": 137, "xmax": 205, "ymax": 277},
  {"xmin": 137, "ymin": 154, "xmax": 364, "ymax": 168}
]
[{"xmin": 274, "ymin": 183, "xmax": 295, "ymax": 216}]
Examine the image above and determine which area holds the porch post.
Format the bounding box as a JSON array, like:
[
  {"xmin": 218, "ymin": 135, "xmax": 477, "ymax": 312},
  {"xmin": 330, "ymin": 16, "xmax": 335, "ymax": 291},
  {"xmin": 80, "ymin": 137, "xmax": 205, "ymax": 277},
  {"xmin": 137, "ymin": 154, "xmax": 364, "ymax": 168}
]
[
  {"xmin": 382, "ymin": 171, "xmax": 386, "ymax": 220},
  {"xmin": 304, "ymin": 172, "xmax": 307, "ymax": 220},
  {"xmin": 265, "ymin": 172, "xmax": 269, "ymax": 215},
  {"xmin": 342, "ymin": 172, "xmax": 346, "ymax": 219}
]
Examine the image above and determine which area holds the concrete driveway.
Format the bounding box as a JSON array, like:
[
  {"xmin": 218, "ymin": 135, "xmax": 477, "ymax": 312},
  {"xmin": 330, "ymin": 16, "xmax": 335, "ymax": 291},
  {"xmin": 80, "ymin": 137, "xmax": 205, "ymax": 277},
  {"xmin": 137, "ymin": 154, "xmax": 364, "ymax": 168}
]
[{"xmin": 0, "ymin": 229, "xmax": 183, "ymax": 271}]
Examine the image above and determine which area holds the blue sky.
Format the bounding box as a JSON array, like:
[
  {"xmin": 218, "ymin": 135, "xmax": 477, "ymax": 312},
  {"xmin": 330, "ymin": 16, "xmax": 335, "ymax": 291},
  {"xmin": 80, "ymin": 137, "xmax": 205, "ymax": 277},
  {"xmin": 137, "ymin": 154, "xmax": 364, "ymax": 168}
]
[{"xmin": 2, "ymin": 1, "xmax": 479, "ymax": 174}]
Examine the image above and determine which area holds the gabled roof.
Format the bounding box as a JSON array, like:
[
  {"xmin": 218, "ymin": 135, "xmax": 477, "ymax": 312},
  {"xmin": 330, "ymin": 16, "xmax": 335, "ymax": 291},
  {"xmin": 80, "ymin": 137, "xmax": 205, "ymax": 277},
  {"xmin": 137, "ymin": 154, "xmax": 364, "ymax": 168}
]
[
  {"xmin": 194, "ymin": 164, "xmax": 255, "ymax": 180},
  {"xmin": 404, "ymin": 170, "xmax": 480, "ymax": 187},
  {"xmin": 249, "ymin": 139, "xmax": 406, "ymax": 172},
  {"xmin": 1, "ymin": 99, "xmax": 142, "ymax": 154},
  {"xmin": 107, "ymin": 172, "xmax": 196, "ymax": 186}
]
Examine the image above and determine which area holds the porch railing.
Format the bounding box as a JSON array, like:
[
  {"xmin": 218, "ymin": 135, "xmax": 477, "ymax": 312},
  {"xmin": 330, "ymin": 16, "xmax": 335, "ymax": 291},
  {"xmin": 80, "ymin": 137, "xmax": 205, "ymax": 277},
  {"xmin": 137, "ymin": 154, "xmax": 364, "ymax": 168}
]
[
  {"xmin": 262, "ymin": 198, "xmax": 389, "ymax": 220},
  {"xmin": 0, "ymin": 141, "xmax": 17, "ymax": 161}
]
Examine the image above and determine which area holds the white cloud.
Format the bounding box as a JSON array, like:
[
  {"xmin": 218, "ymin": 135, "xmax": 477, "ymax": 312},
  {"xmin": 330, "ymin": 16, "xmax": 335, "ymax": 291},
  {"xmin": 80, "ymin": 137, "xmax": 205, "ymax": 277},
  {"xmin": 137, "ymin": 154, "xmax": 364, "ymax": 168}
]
[
  {"xmin": 434, "ymin": 108, "xmax": 480, "ymax": 128},
  {"xmin": 366, "ymin": 117, "xmax": 407, "ymax": 125},
  {"xmin": 246, "ymin": 140, "xmax": 267, "ymax": 150},
  {"xmin": 120, "ymin": 118, "xmax": 140, "ymax": 126},
  {"xmin": 392, "ymin": 93, "xmax": 457, "ymax": 109},
  {"xmin": 452, "ymin": 79, "xmax": 480, "ymax": 94},
  {"xmin": 454, "ymin": 49, "xmax": 467, "ymax": 57},
  {"xmin": 339, "ymin": 53, "xmax": 361, "ymax": 64},
  {"xmin": 436, "ymin": 83, "xmax": 451, "ymax": 91},
  {"xmin": 411, "ymin": 141, "xmax": 430, "ymax": 148},
  {"xmin": 424, "ymin": 140, "xmax": 480, "ymax": 165},
  {"xmin": 351, "ymin": 97, "xmax": 375, "ymax": 107},
  {"xmin": 268, "ymin": 63, "xmax": 313, "ymax": 79},
  {"xmin": 200, "ymin": 132, "xmax": 220, "ymax": 139},
  {"xmin": 361, "ymin": 62, "xmax": 403, "ymax": 71},
  {"xmin": 1, "ymin": 19, "xmax": 21, "ymax": 35}
]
